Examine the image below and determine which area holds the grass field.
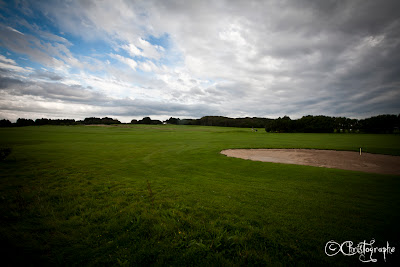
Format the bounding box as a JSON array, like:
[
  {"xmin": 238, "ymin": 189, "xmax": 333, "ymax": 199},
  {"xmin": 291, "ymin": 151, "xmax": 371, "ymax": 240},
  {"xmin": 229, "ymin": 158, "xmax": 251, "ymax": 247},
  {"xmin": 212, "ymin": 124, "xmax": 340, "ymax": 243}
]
[{"xmin": 1, "ymin": 125, "xmax": 399, "ymax": 266}]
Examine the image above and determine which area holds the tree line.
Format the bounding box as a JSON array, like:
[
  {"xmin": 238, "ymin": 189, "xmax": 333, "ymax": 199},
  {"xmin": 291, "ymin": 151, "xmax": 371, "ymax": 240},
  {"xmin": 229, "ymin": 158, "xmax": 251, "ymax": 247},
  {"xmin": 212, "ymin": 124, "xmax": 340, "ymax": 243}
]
[
  {"xmin": 0, "ymin": 117, "xmax": 121, "ymax": 127},
  {"xmin": 130, "ymin": 117, "xmax": 163, "ymax": 125},
  {"xmin": 163, "ymin": 114, "xmax": 400, "ymax": 134},
  {"xmin": 264, "ymin": 114, "xmax": 400, "ymax": 133},
  {"xmin": 1, "ymin": 114, "xmax": 399, "ymax": 133}
]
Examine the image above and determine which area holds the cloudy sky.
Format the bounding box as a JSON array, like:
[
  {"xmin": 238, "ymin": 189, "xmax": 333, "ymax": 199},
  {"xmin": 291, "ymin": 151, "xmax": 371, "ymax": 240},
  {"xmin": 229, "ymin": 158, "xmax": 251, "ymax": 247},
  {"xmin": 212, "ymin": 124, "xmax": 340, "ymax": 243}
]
[{"xmin": 0, "ymin": 0, "xmax": 399, "ymax": 122}]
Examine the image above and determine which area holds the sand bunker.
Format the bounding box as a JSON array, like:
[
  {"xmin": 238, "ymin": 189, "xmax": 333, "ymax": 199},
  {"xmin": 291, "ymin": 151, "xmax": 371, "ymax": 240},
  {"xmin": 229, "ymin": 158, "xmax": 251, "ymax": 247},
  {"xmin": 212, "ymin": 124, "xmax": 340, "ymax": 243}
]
[{"xmin": 221, "ymin": 149, "xmax": 400, "ymax": 175}]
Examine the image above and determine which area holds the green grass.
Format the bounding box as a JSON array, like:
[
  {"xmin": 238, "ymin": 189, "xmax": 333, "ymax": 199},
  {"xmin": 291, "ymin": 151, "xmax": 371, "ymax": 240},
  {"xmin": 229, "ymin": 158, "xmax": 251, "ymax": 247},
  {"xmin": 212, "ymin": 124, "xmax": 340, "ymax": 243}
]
[{"xmin": 0, "ymin": 125, "xmax": 399, "ymax": 266}]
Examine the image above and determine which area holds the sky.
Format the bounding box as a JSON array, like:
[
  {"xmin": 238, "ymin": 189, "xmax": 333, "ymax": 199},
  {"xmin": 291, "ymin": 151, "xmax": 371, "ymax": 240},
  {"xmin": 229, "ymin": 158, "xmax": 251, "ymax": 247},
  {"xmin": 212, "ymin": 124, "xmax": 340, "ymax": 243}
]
[{"xmin": 0, "ymin": 0, "xmax": 399, "ymax": 122}]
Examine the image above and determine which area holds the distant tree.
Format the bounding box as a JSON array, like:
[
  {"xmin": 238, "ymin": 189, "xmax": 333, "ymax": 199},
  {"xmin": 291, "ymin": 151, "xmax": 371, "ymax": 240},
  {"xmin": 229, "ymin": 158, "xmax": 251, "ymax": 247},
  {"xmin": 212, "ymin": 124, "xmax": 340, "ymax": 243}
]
[
  {"xmin": 165, "ymin": 117, "xmax": 180, "ymax": 124},
  {"xmin": 100, "ymin": 117, "xmax": 121, "ymax": 124},
  {"xmin": 198, "ymin": 116, "xmax": 271, "ymax": 128},
  {"xmin": 151, "ymin": 120, "xmax": 163, "ymax": 125},
  {"xmin": 83, "ymin": 117, "xmax": 100, "ymax": 125},
  {"xmin": 275, "ymin": 116, "xmax": 293, "ymax": 132},
  {"xmin": 359, "ymin": 114, "xmax": 399, "ymax": 133},
  {"xmin": 136, "ymin": 117, "xmax": 162, "ymax": 124},
  {"xmin": 265, "ymin": 119, "xmax": 276, "ymax": 132},
  {"xmin": 35, "ymin": 118, "xmax": 76, "ymax": 126},
  {"xmin": 138, "ymin": 117, "xmax": 152, "ymax": 124},
  {"xmin": 178, "ymin": 119, "xmax": 199, "ymax": 125},
  {"xmin": 16, "ymin": 118, "xmax": 35, "ymax": 127},
  {"xmin": 265, "ymin": 116, "xmax": 293, "ymax": 132},
  {"xmin": 0, "ymin": 119, "xmax": 12, "ymax": 127},
  {"xmin": 130, "ymin": 119, "xmax": 138, "ymax": 124},
  {"xmin": 35, "ymin": 118, "xmax": 50, "ymax": 125},
  {"xmin": 199, "ymin": 116, "xmax": 231, "ymax": 127},
  {"xmin": 296, "ymin": 115, "xmax": 335, "ymax": 133},
  {"xmin": 61, "ymin": 119, "xmax": 77, "ymax": 125},
  {"xmin": 82, "ymin": 117, "xmax": 120, "ymax": 125}
]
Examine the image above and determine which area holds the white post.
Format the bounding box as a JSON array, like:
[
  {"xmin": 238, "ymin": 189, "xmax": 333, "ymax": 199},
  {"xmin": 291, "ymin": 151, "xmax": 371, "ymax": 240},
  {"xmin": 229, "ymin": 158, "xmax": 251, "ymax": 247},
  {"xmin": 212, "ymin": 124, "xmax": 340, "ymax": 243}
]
[{"xmin": 360, "ymin": 147, "xmax": 362, "ymax": 156}]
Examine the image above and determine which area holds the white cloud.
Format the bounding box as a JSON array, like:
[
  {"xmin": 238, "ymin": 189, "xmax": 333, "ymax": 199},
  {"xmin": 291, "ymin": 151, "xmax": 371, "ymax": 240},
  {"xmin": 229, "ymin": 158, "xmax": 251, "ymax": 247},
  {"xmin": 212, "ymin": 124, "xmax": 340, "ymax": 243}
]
[
  {"xmin": 6, "ymin": 26, "xmax": 24, "ymax": 35},
  {"xmin": 122, "ymin": 43, "xmax": 144, "ymax": 57},
  {"xmin": 110, "ymin": 53, "xmax": 137, "ymax": 70},
  {"xmin": 0, "ymin": 54, "xmax": 17, "ymax": 65},
  {"xmin": 121, "ymin": 38, "xmax": 165, "ymax": 61},
  {"xmin": 138, "ymin": 60, "xmax": 158, "ymax": 72},
  {"xmin": 136, "ymin": 38, "xmax": 164, "ymax": 60}
]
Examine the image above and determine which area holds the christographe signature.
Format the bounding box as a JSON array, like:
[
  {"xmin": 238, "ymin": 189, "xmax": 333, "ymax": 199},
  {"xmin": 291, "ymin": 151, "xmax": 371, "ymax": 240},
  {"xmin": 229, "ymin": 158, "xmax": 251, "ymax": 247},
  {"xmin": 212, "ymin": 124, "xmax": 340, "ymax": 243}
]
[{"xmin": 325, "ymin": 239, "xmax": 395, "ymax": 263}]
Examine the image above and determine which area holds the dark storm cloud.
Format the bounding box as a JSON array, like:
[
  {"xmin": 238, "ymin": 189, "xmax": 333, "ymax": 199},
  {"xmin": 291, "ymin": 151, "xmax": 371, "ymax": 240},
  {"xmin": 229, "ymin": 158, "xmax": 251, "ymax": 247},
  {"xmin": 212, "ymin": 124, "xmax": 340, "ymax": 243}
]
[
  {"xmin": 149, "ymin": 0, "xmax": 399, "ymax": 117},
  {"xmin": 0, "ymin": 0, "xmax": 399, "ymax": 121}
]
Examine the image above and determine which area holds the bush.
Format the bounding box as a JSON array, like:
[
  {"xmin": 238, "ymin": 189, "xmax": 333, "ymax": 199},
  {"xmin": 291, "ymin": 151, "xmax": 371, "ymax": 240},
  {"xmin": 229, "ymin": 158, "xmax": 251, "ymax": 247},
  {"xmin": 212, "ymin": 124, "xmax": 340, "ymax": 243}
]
[
  {"xmin": 0, "ymin": 119, "xmax": 12, "ymax": 127},
  {"xmin": 0, "ymin": 147, "xmax": 12, "ymax": 161}
]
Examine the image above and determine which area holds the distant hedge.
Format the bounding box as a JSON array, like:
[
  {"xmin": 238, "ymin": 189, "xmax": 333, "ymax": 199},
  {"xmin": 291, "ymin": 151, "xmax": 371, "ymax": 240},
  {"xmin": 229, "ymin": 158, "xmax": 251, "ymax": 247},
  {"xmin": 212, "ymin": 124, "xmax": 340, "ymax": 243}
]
[{"xmin": 1, "ymin": 114, "xmax": 399, "ymax": 133}]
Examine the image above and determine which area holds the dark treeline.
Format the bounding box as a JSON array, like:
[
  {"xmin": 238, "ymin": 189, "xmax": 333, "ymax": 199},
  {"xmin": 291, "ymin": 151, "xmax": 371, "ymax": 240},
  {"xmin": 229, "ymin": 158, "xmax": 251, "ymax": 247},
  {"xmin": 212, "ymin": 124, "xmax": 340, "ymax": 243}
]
[
  {"xmin": 0, "ymin": 117, "xmax": 121, "ymax": 127},
  {"xmin": 131, "ymin": 117, "xmax": 163, "ymax": 125},
  {"xmin": 1, "ymin": 114, "xmax": 399, "ymax": 133},
  {"xmin": 264, "ymin": 115, "xmax": 400, "ymax": 133},
  {"xmin": 163, "ymin": 116, "xmax": 272, "ymax": 127},
  {"xmin": 198, "ymin": 116, "xmax": 272, "ymax": 128},
  {"xmin": 36, "ymin": 118, "xmax": 78, "ymax": 126},
  {"xmin": 165, "ymin": 115, "xmax": 400, "ymax": 134},
  {"xmin": 81, "ymin": 117, "xmax": 121, "ymax": 125}
]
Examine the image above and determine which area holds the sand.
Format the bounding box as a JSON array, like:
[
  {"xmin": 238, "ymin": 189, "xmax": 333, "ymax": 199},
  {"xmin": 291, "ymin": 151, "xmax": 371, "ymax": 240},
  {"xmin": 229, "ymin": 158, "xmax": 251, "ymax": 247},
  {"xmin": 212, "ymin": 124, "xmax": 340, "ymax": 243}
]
[{"xmin": 221, "ymin": 149, "xmax": 400, "ymax": 175}]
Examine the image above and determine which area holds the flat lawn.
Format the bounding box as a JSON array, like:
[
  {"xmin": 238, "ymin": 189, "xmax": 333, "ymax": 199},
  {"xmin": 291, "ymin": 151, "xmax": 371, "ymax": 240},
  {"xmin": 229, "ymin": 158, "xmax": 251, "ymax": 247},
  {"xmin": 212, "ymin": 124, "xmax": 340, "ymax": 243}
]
[{"xmin": 0, "ymin": 125, "xmax": 399, "ymax": 265}]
